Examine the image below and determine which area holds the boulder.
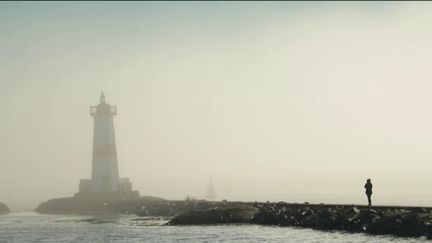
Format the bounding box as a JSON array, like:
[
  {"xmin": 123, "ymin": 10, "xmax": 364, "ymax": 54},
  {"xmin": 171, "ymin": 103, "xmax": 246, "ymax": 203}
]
[{"xmin": 168, "ymin": 206, "xmax": 258, "ymax": 225}]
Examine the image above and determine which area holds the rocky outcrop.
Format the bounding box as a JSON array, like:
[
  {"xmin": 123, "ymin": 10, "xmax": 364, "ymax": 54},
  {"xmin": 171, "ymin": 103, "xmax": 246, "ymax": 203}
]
[
  {"xmin": 36, "ymin": 196, "xmax": 166, "ymax": 214},
  {"xmin": 36, "ymin": 197, "xmax": 110, "ymax": 214},
  {"xmin": 0, "ymin": 202, "xmax": 10, "ymax": 214},
  {"xmin": 36, "ymin": 196, "xmax": 228, "ymax": 216},
  {"xmin": 168, "ymin": 206, "xmax": 258, "ymax": 225}
]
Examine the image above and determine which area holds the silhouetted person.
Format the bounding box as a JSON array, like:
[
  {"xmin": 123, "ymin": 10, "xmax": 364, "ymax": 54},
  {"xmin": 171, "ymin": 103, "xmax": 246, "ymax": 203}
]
[{"xmin": 364, "ymin": 179, "xmax": 373, "ymax": 206}]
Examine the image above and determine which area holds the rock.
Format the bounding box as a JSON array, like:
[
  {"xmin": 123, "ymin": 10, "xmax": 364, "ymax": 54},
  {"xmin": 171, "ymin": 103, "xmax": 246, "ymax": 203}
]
[
  {"xmin": 168, "ymin": 207, "xmax": 258, "ymax": 225},
  {"xmin": 36, "ymin": 197, "xmax": 112, "ymax": 214},
  {"xmin": 0, "ymin": 202, "xmax": 10, "ymax": 214},
  {"xmin": 36, "ymin": 196, "xmax": 235, "ymax": 216},
  {"xmin": 248, "ymin": 203, "xmax": 432, "ymax": 238},
  {"xmin": 365, "ymin": 211, "xmax": 424, "ymax": 237}
]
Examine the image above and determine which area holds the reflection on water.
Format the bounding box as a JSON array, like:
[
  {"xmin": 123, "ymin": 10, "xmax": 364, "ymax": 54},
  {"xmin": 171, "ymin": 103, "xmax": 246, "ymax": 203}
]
[{"xmin": 0, "ymin": 212, "xmax": 427, "ymax": 242}]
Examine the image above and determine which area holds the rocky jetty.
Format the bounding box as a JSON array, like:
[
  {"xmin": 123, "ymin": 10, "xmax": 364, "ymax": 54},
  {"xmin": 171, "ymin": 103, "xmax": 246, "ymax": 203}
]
[
  {"xmin": 167, "ymin": 206, "xmax": 258, "ymax": 225},
  {"xmin": 36, "ymin": 196, "xmax": 233, "ymax": 216},
  {"xmin": 169, "ymin": 202, "xmax": 432, "ymax": 239},
  {"xmin": 109, "ymin": 198, "xmax": 223, "ymax": 216},
  {"xmin": 251, "ymin": 203, "xmax": 432, "ymax": 238},
  {"xmin": 37, "ymin": 196, "xmax": 432, "ymax": 239},
  {"xmin": 0, "ymin": 202, "xmax": 10, "ymax": 214}
]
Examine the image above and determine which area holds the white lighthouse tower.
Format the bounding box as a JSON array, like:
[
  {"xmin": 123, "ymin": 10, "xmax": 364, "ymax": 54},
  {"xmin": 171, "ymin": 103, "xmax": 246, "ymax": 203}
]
[
  {"xmin": 206, "ymin": 179, "xmax": 216, "ymax": 200},
  {"xmin": 90, "ymin": 92, "xmax": 120, "ymax": 192},
  {"xmin": 76, "ymin": 92, "xmax": 139, "ymax": 200}
]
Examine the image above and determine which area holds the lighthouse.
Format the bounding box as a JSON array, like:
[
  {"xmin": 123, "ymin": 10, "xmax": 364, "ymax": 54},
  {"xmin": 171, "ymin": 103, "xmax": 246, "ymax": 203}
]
[
  {"xmin": 90, "ymin": 92, "xmax": 119, "ymax": 192},
  {"xmin": 76, "ymin": 92, "xmax": 139, "ymax": 200},
  {"xmin": 206, "ymin": 179, "xmax": 216, "ymax": 200}
]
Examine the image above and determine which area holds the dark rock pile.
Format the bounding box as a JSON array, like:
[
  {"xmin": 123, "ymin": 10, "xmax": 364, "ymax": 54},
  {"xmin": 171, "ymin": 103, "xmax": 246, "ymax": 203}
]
[
  {"xmin": 110, "ymin": 199, "xmax": 254, "ymax": 218},
  {"xmin": 0, "ymin": 202, "xmax": 10, "ymax": 214},
  {"xmin": 36, "ymin": 197, "xmax": 112, "ymax": 214},
  {"xmin": 167, "ymin": 206, "xmax": 257, "ymax": 225},
  {"xmin": 168, "ymin": 202, "xmax": 432, "ymax": 238},
  {"xmin": 36, "ymin": 196, "xmax": 169, "ymax": 215},
  {"xmin": 251, "ymin": 202, "xmax": 432, "ymax": 238},
  {"xmin": 36, "ymin": 195, "xmax": 244, "ymax": 216},
  {"xmin": 114, "ymin": 199, "xmax": 223, "ymax": 216}
]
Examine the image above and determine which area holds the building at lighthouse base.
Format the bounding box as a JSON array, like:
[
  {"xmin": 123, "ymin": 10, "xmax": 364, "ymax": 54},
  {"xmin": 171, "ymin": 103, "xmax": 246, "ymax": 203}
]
[{"xmin": 75, "ymin": 177, "xmax": 140, "ymax": 200}]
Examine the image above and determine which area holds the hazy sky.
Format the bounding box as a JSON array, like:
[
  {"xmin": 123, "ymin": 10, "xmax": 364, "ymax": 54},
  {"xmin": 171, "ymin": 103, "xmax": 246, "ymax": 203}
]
[{"xmin": 2, "ymin": 2, "xmax": 432, "ymax": 210}]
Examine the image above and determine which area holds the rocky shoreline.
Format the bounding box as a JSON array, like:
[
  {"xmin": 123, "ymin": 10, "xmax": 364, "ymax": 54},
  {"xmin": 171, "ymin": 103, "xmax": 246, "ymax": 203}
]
[{"xmin": 0, "ymin": 202, "xmax": 10, "ymax": 214}]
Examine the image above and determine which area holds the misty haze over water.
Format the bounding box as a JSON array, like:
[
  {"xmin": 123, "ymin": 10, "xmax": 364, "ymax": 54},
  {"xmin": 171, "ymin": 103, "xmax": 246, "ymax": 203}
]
[{"xmin": 2, "ymin": 2, "xmax": 432, "ymax": 212}]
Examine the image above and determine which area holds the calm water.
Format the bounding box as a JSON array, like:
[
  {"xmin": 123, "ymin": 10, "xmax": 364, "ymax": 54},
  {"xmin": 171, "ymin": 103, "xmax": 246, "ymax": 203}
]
[{"xmin": 0, "ymin": 212, "xmax": 427, "ymax": 242}]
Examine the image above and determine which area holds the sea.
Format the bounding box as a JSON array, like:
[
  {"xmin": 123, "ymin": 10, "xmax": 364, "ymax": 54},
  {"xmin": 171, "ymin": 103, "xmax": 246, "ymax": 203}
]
[{"xmin": 0, "ymin": 212, "xmax": 427, "ymax": 243}]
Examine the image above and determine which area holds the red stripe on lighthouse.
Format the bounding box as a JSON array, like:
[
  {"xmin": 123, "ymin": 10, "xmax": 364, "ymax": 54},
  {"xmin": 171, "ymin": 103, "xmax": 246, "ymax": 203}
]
[{"xmin": 92, "ymin": 144, "xmax": 117, "ymax": 159}]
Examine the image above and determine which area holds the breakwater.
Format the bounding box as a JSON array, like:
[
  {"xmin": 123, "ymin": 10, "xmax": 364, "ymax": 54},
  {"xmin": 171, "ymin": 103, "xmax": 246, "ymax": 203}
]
[
  {"xmin": 170, "ymin": 202, "xmax": 432, "ymax": 239},
  {"xmin": 36, "ymin": 197, "xmax": 432, "ymax": 238},
  {"xmin": 36, "ymin": 196, "xmax": 244, "ymax": 215}
]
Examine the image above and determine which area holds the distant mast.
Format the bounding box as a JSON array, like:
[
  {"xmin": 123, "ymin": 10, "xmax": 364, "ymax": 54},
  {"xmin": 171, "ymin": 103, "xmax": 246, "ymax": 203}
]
[{"xmin": 207, "ymin": 179, "xmax": 216, "ymax": 200}]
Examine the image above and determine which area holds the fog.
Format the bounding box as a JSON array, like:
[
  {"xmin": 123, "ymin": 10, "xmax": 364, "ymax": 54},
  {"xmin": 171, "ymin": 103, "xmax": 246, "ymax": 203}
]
[{"xmin": 1, "ymin": 2, "xmax": 432, "ymax": 211}]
